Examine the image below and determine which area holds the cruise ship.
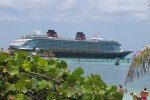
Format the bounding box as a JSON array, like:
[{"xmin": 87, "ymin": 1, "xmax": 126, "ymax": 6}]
[{"xmin": 9, "ymin": 30, "xmax": 132, "ymax": 59}]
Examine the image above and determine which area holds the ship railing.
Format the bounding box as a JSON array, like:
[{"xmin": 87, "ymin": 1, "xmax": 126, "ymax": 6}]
[
  {"xmin": 50, "ymin": 48, "xmax": 100, "ymax": 53},
  {"xmin": 48, "ymin": 36, "xmax": 116, "ymax": 42},
  {"xmin": 53, "ymin": 37, "xmax": 75, "ymax": 41}
]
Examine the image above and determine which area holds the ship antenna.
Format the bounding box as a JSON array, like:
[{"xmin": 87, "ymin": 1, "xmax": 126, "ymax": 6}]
[
  {"xmin": 93, "ymin": 33, "xmax": 98, "ymax": 38},
  {"xmin": 33, "ymin": 28, "xmax": 41, "ymax": 35},
  {"xmin": 33, "ymin": 28, "xmax": 37, "ymax": 35},
  {"xmin": 93, "ymin": 33, "xmax": 96, "ymax": 38}
]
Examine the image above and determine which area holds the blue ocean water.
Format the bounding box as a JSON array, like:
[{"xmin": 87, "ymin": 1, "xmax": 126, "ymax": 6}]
[{"xmin": 62, "ymin": 59, "xmax": 150, "ymax": 100}]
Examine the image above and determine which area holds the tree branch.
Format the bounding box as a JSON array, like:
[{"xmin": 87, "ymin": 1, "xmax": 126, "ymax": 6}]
[{"xmin": 27, "ymin": 71, "xmax": 61, "ymax": 84}]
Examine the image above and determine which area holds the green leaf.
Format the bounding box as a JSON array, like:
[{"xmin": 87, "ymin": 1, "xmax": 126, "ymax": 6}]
[
  {"xmin": 15, "ymin": 82, "xmax": 27, "ymax": 93},
  {"xmin": 56, "ymin": 69, "xmax": 64, "ymax": 77},
  {"xmin": 25, "ymin": 79, "xmax": 32, "ymax": 88},
  {"xmin": 46, "ymin": 71, "xmax": 55, "ymax": 78},
  {"xmin": 81, "ymin": 84, "xmax": 93, "ymax": 94},
  {"xmin": 46, "ymin": 67, "xmax": 61, "ymax": 77},
  {"xmin": 31, "ymin": 78, "xmax": 38, "ymax": 90},
  {"xmin": 47, "ymin": 92, "xmax": 53, "ymax": 100},
  {"xmin": 110, "ymin": 91, "xmax": 122, "ymax": 100},
  {"xmin": 15, "ymin": 79, "xmax": 29, "ymax": 93},
  {"xmin": 47, "ymin": 63, "xmax": 57, "ymax": 69},
  {"xmin": 72, "ymin": 68, "xmax": 84, "ymax": 76},
  {"xmin": 98, "ymin": 90, "xmax": 105, "ymax": 95},
  {"xmin": 67, "ymin": 75, "xmax": 76, "ymax": 83},
  {"xmin": 44, "ymin": 65, "xmax": 51, "ymax": 72},
  {"xmin": 7, "ymin": 60, "xmax": 17, "ymax": 67},
  {"xmin": 66, "ymin": 74, "xmax": 80, "ymax": 85},
  {"xmin": 61, "ymin": 60, "xmax": 67, "ymax": 68},
  {"xmin": 44, "ymin": 63, "xmax": 57, "ymax": 72},
  {"xmin": 2, "ymin": 67, "xmax": 7, "ymax": 73},
  {"xmin": 22, "ymin": 60, "xmax": 31, "ymax": 72},
  {"xmin": 57, "ymin": 60, "xmax": 67, "ymax": 69},
  {"xmin": 16, "ymin": 51, "xmax": 28, "ymax": 59},
  {"xmin": 4, "ymin": 84, "xmax": 16, "ymax": 94},
  {"xmin": 0, "ymin": 53, "xmax": 8, "ymax": 63},
  {"xmin": 16, "ymin": 93, "xmax": 25, "ymax": 100},
  {"xmin": 0, "ymin": 65, "xmax": 4, "ymax": 70},
  {"xmin": 47, "ymin": 59, "xmax": 55, "ymax": 65},
  {"xmin": 74, "ymin": 85, "xmax": 82, "ymax": 95},
  {"xmin": 110, "ymin": 86, "xmax": 117, "ymax": 91},
  {"xmin": 21, "ymin": 87, "xmax": 27, "ymax": 93},
  {"xmin": 38, "ymin": 80, "xmax": 48, "ymax": 91},
  {"xmin": 37, "ymin": 58, "xmax": 48, "ymax": 67},
  {"xmin": 66, "ymin": 88, "xmax": 76, "ymax": 97},
  {"xmin": 82, "ymin": 94, "xmax": 92, "ymax": 100},
  {"xmin": 47, "ymin": 82, "xmax": 53, "ymax": 88},
  {"xmin": 9, "ymin": 66, "xmax": 19, "ymax": 76}
]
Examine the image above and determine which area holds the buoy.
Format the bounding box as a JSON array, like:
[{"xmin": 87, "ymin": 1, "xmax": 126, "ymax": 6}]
[
  {"xmin": 115, "ymin": 57, "xmax": 120, "ymax": 65},
  {"xmin": 115, "ymin": 62, "xmax": 119, "ymax": 65}
]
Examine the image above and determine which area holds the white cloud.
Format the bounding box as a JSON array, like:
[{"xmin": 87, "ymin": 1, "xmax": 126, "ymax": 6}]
[
  {"xmin": 129, "ymin": 11, "xmax": 150, "ymax": 20},
  {"xmin": 0, "ymin": 0, "xmax": 149, "ymax": 22},
  {"xmin": 0, "ymin": 12, "xmax": 19, "ymax": 21}
]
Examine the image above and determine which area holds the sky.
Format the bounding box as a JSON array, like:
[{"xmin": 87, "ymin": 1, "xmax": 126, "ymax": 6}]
[{"xmin": 0, "ymin": 0, "xmax": 150, "ymax": 57}]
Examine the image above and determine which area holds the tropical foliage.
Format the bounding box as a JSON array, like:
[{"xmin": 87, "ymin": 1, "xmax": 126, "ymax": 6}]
[
  {"xmin": 125, "ymin": 45, "xmax": 150, "ymax": 83},
  {"xmin": 0, "ymin": 51, "xmax": 122, "ymax": 100}
]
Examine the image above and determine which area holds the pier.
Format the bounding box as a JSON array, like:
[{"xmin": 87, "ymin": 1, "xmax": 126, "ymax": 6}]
[{"xmin": 58, "ymin": 58, "xmax": 131, "ymax": 64}]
